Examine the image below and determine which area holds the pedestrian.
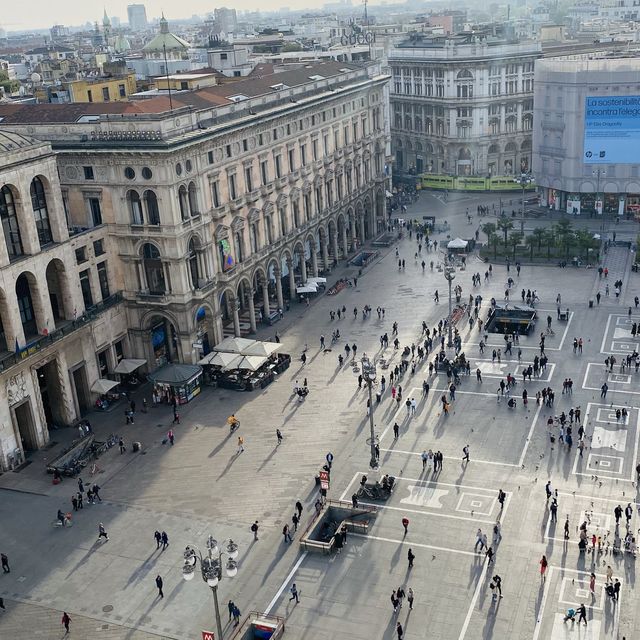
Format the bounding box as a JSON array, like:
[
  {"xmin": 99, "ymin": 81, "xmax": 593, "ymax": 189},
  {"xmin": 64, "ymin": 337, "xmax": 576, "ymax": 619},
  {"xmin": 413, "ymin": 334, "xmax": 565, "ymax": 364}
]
[
  {"xmin": 1, "ymin": 553, "xmax": 9, "ymax": 573},
  {"xmin": 97, "ymin": 522, "xmax": 109, "ymax": 542},
  {"xmin": 407, "ymin": 587, "xmax": 414, "ymax": 610},
  {"xmin": 92, "ymin": 484, "xmax": 102, "ymax": 502},
  {"xmin": 396, "ymin": 621, "xmax": 404, "ymax": 639},
  {"xmin": 61, "ymin": 612, "xmax": 71, "ymax": 633},
  {"xmin": 295, "ymin": 500, "xmax": 303, "ymax": 518},
  {"xmin": 462, "ymin": 444, "xmax": 470, "ymax": 462},
  {"xmin": 289, "ymin": 583, "xmax": 299, "ymax": 603},
  {"xmin": 606, "ymin": 565, "xmax": 613, "ymax": 584},
  {"xmin": 408, "ymin": 548, "xmax": 415, "ymax": 568},
  {"xmin": 155, "ymin": 575, "xmax": 164, "ymax": 598},
  {"xmin": 228, "ymin": 599, "xmax": 235, "ymax": 621},
  {"xmin": 402, "ymin": 516, "xmax": 409, "ymax": 535},
  {"xmin": 493, "ymin": 574, "xmax": 503, "ymax": 598},
  {"xmin": 276, "ymin": 429, "xmax": 283, "ymax": 445},
  {"xmin": 474, "ymin": 528, "xmax": 485, "ymax": 552},
  {"xmin": 119, "ymin": 437, "xmax": 126, "ymax": 454},
  {"xmin": 486, "ymin": 546, "xmax": 494, "ymax": 563},
  {"xmin": 589, "ymin": 572, "xmax": 596, "ymax": 594},
  {"xmin": 393, "ymin": 422, "xmax": 400, "ymax": 439},
  {"xmin": 161, "ymin": 531, "xmax": 169, "ymax": 550},
  {"xmin": 577, "ymin": 603, "xmax": 587, "ymax": 625},
  {"xmin": 167, "ymin": 429, "xmax": 174, "ymax": 446},
  {"xmin": 613, "ymin": 578, "xmax": 620, "ymax": 601},
  {"xmin": 233, "ymin": 605, "xmax": 241, "ymax": 626},
  {"xmin": 172, "ymin": 410, "xmax": 180, "ymax": 425},
  {"xmin": 77, "ymin": 491, "xmax": 83, "ymax": 509},
  {"xmin": 237, "ymin": 435, "xmax": 244, "ymax": 454},
  {"xmin": 540, "ymin": 555, "xmax": 548, "ymax": 580},
  {"xmin": 251, "ymin": 520, "xmax": 259, "ymax": 540},
  {"xmin": 283, "ymin": 524, "xmax": 292, "ymax": 543},
  {"xmin": 154, "ymin": 530, "xmax": 162, "ymax": 549},
  {"xmin": 72, "ymin": 495, "xmax": 78, "ymax": 511}
]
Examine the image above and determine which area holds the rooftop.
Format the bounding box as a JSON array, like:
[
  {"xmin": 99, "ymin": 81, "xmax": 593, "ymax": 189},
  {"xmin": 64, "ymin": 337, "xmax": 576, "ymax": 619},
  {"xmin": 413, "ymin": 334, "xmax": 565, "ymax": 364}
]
[
  {"xmin": 0, "ymin": 60, "xmax": 363, "ymax": 124},
  {"xmin": 0, "ymin": 130, "xmax": 44, "ymax": 152}
]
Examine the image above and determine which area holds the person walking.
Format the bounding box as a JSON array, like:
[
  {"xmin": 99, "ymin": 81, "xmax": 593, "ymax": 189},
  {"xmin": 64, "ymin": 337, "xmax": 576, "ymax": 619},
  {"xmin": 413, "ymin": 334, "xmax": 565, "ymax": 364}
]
[
  {"xmin": 232, "ymin": 604, "xmax": 241, "ymax": 626},
  {"xmin": 283, "ymin": 524, "xmax": 293, "ymax": 543},
  {"xmin": 1, "ymin": 553, "xmax": 9, "ymax": 573},
  {"xmin": 486, "ymin": 546, "xmax": 494, "ymax": 564},
  {"xmin": 167, "ymin": 429, "xmax": 174, "ymax": 446},
  {"xmin": 154, "ymin": 530, "xmax": 162, "ymax": 549},
  {"xmin": 276, "ymin": 429, "xmax": 283, "ymax": 445},
  {"xmin": 402, "ymin": 517, "xmax": 409, "ymax": 535},
  {"xmin": 251, "ymin": 521, "xmax": 259, "ymax": 541},
  {"xmin": 61, "ymin": 612, "xmax": 71, "ymax": 634},
  {"xmin": 292, "ymin": 512, "xmax": 299, "ymax": 532},
  {"xmin": 408, "ymin": 548, "xmax": 415, "ymax": 568},
  {"xmin": 492, "ymin": 575, "xmax": 503, "ymax": 598},
  {"xmin": 474, "ymin": 528, "xmax": 485, "ymax": 552},
  {"xmin": 396, "ymin": 621, "xmax": 404, "ymax": 639},
  {"xmin": 289, "ymin": 583, "xmax": 299, "ymax": 603},
  {"xmin": 237, "ymin": 435, "xmax": 244, "ymax": 454},
  {"xmin": 97, "ymin": 522, "xmax": 109, "ymax": 542},
  {"xmin": 407, "ymin": 587, "xmax": 414, "ymax": 610},
  {"xmin": 161, "ymin": 531, "xmax": 169, "ymax": 550},
  {"xmin": 119, "ymin": 437, "xmax": 126, "ymax": 454},
  {"xmin": 295, "ymin": 501, "xmax": 303, "ymax": 518},
  {"xmin": 606, "ymin": 565, "xmax": 613, "ymax": 584},
  {"xmin": 540, "ymin": 555, "xmax": 548, "ymax": 580},
  {"xmin": 227, "ymin": 599, "xmax": 235, "ymax": 621},
  {"xmin": 462, "ymin": 445, "xmax": 470, "ymax": 462},
  {"xmin": 577, "ymin": 603, "xmax": 587, "ymax": 626},
  {"xmin": 92, "ymin": 484, "xmax": 102, "ymax": 502},
  {"xmin": 589, "ymin": 572, "xmax": 596, "ymax": 594},
  {"xmin": 155, "ymin": 575, "xmax": 164, "ymax": 598}
]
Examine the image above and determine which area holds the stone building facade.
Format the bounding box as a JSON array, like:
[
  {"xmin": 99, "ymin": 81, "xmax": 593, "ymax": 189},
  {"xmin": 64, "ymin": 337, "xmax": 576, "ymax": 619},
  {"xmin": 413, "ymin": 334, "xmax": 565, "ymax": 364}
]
[
  {"xmin": 389, "ymin": 31, "xmax": 541, "ymax": 177},
  {"xmin": 0, "ymin": 132, "xmax": 125, "ymax": 470},
  {"xmin": 0, "ymin": 61, "xmax": 390, "ymax": 459}
]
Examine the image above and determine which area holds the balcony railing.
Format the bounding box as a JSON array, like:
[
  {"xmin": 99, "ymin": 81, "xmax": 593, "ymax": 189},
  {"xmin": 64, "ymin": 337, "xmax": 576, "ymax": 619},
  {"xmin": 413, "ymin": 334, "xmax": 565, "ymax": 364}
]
[{"xmin": 0, "ymin": 292, "xmax": 124, "ymax": 373}]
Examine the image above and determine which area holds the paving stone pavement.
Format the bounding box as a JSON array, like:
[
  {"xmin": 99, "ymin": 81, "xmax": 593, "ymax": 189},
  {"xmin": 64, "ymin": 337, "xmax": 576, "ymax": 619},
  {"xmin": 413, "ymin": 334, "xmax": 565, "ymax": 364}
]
[{"xmin": 2, "ymin": 193, "xmax": 640, "ymax": 639}]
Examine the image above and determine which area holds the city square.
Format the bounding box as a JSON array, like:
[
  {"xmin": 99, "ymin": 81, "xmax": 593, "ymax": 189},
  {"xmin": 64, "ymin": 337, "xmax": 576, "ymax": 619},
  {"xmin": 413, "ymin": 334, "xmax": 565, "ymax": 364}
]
[{"xmin": 1, "ymin": 195, "xmax": 639, "ymax": 639}]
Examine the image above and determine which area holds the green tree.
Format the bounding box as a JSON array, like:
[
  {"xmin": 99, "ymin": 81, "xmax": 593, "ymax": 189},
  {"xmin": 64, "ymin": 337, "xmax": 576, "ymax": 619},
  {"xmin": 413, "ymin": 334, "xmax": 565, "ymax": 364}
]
[
  {"xmin": 532, "ymin": 227, "xmax": 545, "ymax": 252},
  {"xmin": 497, "ymin": 218, "xmax": 514, "ymax": 248},
  {"xmin": 282, "ymin": 42, "xmax": 302, "ymax": 52},
  {"xmin": 489, "ymin": 232, "xmax": 501, "ymax": 259},
  {"xmin": 482, "ymin": 222, "xmax": 497, "ymax": 241},
  {"xmin": 543, "ymin": 229, "xmax": 556, "ymax": 259},
  {"xmin": 0, "ymin": 71, "xmax": 19, "ymax": 94},
  {"xmin": 509, "ymin": 231, "xmax": 524, "ymax": 259},
  {"xmin": 575, "ymin": 229, "xmax": 598, "ymax": 261},
  {"xmin": 524, "ymin": 233, "xmax": 536, "ymax": 260}
]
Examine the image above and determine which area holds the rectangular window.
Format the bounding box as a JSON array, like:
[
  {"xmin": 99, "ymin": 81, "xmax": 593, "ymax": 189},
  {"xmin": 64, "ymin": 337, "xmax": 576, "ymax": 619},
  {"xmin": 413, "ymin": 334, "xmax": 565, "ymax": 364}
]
[
  {"xmin": 226, "ymin": 144, "xmax": 232, "ymax": 158},
  {"xmin": 211, "ymin": 180, "xmax": 220, "ymax": 207},
  {"xmin": 312, "ymin": 139, "xmax": 318, "ymax": 161},
  {"xmin": 273, "ymin": 128, "xmax": 278, "ymax": 141},
  {"xmin": 83, "ymin": 166, "xmax": 94, "ymax": 180},
  {"xmin": 75, "ymin": 247, "xmax": 87, "ymax": 263},
  {"xmin": 93, "ymin": 239, "xmax": 105, "ymax": 256},
  {"xmin": 260, "ymin": 160, "xmax": 269, "ymax": 185},
  {"xmin": 79, "ymin": 269, "xmax": 93, "ymax": 308},
  {"xmin": 300, "ymin": 144, "xmax": 307, "ymax": 166},
  {"xmin": 288, "ymin": 148, "xmax": 295, "ymax": 172},
  {"xmin": 207, "ymin": 151, "xmax": 214, "ymax": 164},
  {"xmin": 244, "ymin": 166, "xmax": 253, "ymax": 193},
  {"xmin": 258, "ymin": 133, "xmax": 263, "ymax": 145},
  {"xmin": 352, "ymin": 122, "xmax": 358, "ymax": 141},
  {"xmin": 228, "ymin": 174, "xmax": 237, "ymax": 201},
  {"xmin": 89, "ymin": 198, "xmax": 102, "ymax": 226},
  {"xmin": 323, "ymin": 134, "xmax": 330, "ymax": 156},
  {"xmin": 97, "ymin": 262, "xmax": 110, "ymax": 300},
  {"xmin": 102, "ymin": 87, "xmax": 110, "ymax": 101},
  {"xmin": 87, "ymin": 89, "xmax": 93, "ymax": 103},
  {"xmin": 242, "ymin": 139, "xmax": 248, "ymax": 152},
  {"xmin": 118, "ymin": 83, "xmax": 126, "ymax": 98},
  {"xmin": 344, "ymin": 126, "xmax": 350, "ymax": 145},
  {"xmin": 275, "ymin": 155, "xmax": 282, "ymax": 179},
  {"xmin": 114, "ymin": 339, "xmax": 124, "ymax": 364},
  {"xmin": 334, "ymin": 130, "xmax": 340, "ymax": 149}
]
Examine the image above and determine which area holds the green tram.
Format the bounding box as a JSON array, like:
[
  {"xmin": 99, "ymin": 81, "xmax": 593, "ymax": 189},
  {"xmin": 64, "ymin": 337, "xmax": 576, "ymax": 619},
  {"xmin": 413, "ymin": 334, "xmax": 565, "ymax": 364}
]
[{"xmin": 420, "ymin": 174, "xmax": 536, "ymax": 192}]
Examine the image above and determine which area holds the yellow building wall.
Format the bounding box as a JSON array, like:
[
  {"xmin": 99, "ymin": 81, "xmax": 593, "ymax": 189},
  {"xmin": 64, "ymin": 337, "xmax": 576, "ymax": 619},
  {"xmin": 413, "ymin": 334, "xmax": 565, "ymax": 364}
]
[{"xmin": 68, "ymin": 74, "xmax": 137, "ymax": 103}]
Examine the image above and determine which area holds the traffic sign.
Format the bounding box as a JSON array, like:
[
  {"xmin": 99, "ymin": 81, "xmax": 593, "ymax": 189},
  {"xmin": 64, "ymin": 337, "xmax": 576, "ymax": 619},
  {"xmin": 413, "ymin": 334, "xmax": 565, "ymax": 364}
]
[
  {"xmin": 202, "ymin": 631, "xmax": 215, "ymax": 640},
  {"xmin": 319, "ymin": 469, "xmax": 330, "ymax": 490}
]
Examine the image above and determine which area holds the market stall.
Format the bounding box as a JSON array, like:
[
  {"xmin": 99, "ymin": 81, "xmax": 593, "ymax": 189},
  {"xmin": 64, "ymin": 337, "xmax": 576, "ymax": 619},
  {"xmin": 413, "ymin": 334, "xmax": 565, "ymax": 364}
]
[
  {"xmin": 198, "ymin": 339, "xmax": 290, "ymax": 391},
  {"xmin": 148, "ymin": 363, "xmax": 203, "ymax": 405},
  {"xmin": 113, "ymin": 358, "xmax": 146, "ymax": 387},
  {"xmin": 90, "ymin": 378, "xmax": 121, "ymax": 411}
]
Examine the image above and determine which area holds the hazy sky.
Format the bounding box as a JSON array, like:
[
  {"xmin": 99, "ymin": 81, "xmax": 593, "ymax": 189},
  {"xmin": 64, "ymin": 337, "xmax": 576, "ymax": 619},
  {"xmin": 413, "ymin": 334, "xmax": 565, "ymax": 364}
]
[{"xmin": 5, "ymin": 0, "xmax": 318, "ymax": 31}]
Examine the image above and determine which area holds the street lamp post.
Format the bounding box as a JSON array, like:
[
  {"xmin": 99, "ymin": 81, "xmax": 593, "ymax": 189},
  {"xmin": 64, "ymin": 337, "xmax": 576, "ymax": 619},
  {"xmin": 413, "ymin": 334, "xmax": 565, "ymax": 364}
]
[
  {"xmin": 593, "ymin": 168, "xmax": 606, "ymax": 231},
  {"xmin": 514, "ymin": 172, "xmax": 534, "ymax": 233},
  {"xmin": 360, "ymin": 355, "xmax": 378, "ymax": 469},
  {"xmin": 444, "ymin": 265, "xmax": 455, "ymax": 348},
  {"xmin": 183, "ymin": 536, "xmax": 239, "ymax": 640}
]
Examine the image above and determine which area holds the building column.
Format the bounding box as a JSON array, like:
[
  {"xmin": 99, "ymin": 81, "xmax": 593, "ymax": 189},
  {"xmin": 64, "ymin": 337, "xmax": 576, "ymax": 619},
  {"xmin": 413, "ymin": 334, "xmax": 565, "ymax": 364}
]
[
  {"xmin": 232, "ymin": 298, "xmax": 241, "ymax": 337},
  {"xmin": 321, "ymin": 241, "xmax": 329, "ymax": 271},
  {"xmin": 247, "ymin": 292, "xmax": 257, "ymax": 333},
  {"xmin": 30, "ymin": 279, "xmax": 54, "ymax": 335},
  {"xmin": 332, "ymin": 230, "xmax": 339, "ymax": 264},
  {"xmin": 288, "ymin": 260, "xmax": 296, "ymax": 300},
  {"xmin": 341, "ymin": 223, "xmax": 349, "ymax": 256},
  {"xmin": 310, "ymin": 245, "xmax": 319, "ymax": 277},
  {"xmin": 359, "ymin": 214, "xmax": 366, "ymax": 243},
  {"xmin": 350, "ymin": 216, "xmax": 357, "ymax": 244},
  {"xmin": 274, "ymin": 268, "xmax": 284, "ymax": 311},
  {"xmin": 261, "ymin": 278, "xmax": 270, "ymax": 319},
  {"xmin": 299, "ymin": 252, "xmax": 307, "ymax": 283}
]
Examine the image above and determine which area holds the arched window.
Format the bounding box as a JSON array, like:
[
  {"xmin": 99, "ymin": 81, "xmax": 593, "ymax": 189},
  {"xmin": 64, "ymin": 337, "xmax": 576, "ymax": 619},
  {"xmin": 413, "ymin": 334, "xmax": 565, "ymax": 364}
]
[
  {"xmin": 178, "ymin": 186, "xmax": 189, "ymax": 221},
  {"xmin": 187, "ymin": 238, "xmax": 199, "ymax": 288},
  {"xmin": 0, "ymin": 185, "xmax": 24, "ymax": 259},
  {"xmin": 30, "ymin": 177, "xmax": 52, "ymax": 246},
  {"xmin": 144, "ymin": 190, "xmax": 160, "ymax": 225},
  {"xmin": 142, "ymin": 244, "xmax": 166, "ymax": 294},
  {"xmin": 129, "ymin": 190, "xmax": 143, "ymax": 225},
  {"xmin": 188, "ymin": 182, "xmax": 198, "ymax": 216},
  {"xmin": 16, "ymin": 274, "xmax": 36, "ymax": 338}
]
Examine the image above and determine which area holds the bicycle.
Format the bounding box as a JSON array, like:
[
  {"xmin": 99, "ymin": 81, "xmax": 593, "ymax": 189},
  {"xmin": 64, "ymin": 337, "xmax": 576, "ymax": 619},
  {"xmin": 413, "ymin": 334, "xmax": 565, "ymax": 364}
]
[
  {"xmin": 545, "ymin": 327, "xmax": 555, "ymax": 336},
  {"xmin": 90, "ymin": 462, "xmax": 101, "ymax": 475}
]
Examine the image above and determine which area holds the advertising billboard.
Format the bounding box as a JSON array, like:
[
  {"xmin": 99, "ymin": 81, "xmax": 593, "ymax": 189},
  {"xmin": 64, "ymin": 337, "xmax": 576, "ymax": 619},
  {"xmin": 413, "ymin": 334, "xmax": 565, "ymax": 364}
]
[{"xmin": 583, "ymin": 96, "xmax": 640, "ymax": 164}]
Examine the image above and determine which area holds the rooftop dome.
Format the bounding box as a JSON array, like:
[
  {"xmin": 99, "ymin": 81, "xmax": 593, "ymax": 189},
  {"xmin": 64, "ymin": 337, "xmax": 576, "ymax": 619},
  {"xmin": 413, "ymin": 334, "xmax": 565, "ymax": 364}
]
[{"xmin": 142, "ymin": 15, "xmax": 191, "ymax": 53}]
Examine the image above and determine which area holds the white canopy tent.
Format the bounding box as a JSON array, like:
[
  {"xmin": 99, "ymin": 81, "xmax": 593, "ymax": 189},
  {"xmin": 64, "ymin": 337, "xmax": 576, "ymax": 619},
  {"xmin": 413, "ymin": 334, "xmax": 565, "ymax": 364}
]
[
  {"xmin": 242, "ymin": 341, "xmax": 282, "ymax": 357},
  {"xmin": 296, "ymin": 285, "xmax": 317, "ymax": 294},
  {"xmin": 222, "ymin": 355, "xmax": 268, "ymax": 372},
  {"xmin": 199, "ymin": 351, "xmax": 243, "ymax": 367},
  {"xmin": 447, "ymin": 237, "xmax": 469, "ymax": 250},
  {"xmin": 212, "ymin": 337, "xmax": 258, "ymax": 354},
  {"xmin": 90, "ymin": 379, "xmax": 119, "ymax": 394},
  {"xmin": 113, "ymin": 358, "xmax": 147, "ymax": 375}
]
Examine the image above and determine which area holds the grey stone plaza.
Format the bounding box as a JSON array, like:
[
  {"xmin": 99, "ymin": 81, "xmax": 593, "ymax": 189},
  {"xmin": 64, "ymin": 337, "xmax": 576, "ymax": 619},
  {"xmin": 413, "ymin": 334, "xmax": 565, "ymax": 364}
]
[{"xmin": 1, "ymin": 192, "xmax": 640, "ymax": 640}]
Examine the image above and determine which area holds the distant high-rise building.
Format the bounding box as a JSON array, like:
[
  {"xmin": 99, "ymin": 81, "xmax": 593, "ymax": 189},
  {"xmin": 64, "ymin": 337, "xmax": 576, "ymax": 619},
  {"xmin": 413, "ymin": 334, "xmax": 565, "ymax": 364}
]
[
  {"xmin": 214, "ymin": 7, "xmax": 238, "ymax": 34},
  {"xmin": 127, "ymin": 4, "xmax": 148, "ymax": 31}
]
